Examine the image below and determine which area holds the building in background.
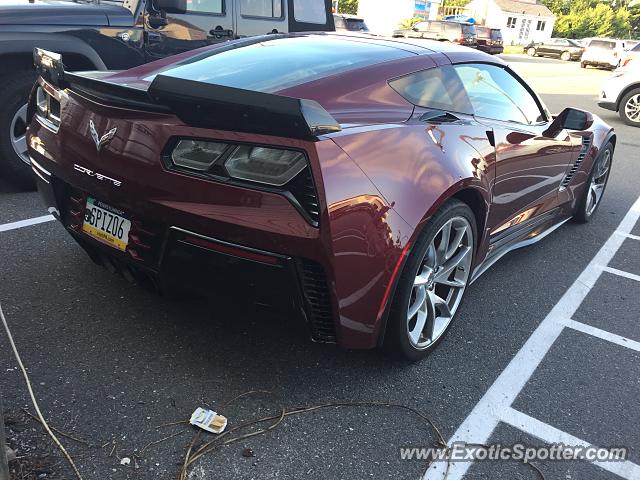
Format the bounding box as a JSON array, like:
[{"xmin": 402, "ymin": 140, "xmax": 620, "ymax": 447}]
[
  {"xmin": 357, "ymin": 0, "xmax": 443, "ymax": 36},
  {"xmin": 465, "ymin": 0, "xmax": 555, "ymax": 45}
]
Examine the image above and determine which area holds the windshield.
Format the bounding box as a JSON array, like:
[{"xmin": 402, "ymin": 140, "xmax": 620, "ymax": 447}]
[{"xmin": 152, "ymin": 36, "xmax": 411, "ymax": 93}]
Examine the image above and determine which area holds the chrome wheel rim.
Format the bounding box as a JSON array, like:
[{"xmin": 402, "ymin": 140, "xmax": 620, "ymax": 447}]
[
  {"xmin": 561, "ymin": 51, "xmax": 570, "ymax": 61},
  {"xmin": 406, "ymin": 217, "xmax": 473, "ymax": 350},
  {"xmin": 527, "ymin": 48, "xmax": 536, "ymax": 56},
  {"xmin": 10, "ymin": 103, "xmax": 29, "ymax": 165},
  {"xmin": 586, "ymin": 148, "xmax": 611, "ymax": 216},
  {"xmin": 624, "ymin": 94, "xmax": 640, "ymax": 123}
]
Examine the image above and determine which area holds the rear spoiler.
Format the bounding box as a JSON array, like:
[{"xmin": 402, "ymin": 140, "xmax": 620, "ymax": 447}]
[{"xmin": 33, "ymin": 48, "xmax": 341, "ymax": 140}]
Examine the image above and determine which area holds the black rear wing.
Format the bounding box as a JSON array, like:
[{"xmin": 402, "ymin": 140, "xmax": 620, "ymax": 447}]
[{"xmin": 33, "ymin": 48, "xmax": 341, "ymax": 140}]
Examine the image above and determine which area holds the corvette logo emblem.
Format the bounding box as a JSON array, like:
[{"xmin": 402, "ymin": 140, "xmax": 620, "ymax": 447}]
[{"xmin": 89, "ymin": 119, "xmax": 117, "ymax": 152}]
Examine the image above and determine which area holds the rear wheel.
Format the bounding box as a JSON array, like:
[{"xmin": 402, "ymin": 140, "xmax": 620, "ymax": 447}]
[
  {"xmin": 527, "ymin": 47, "xmax": 537, "ymax": 57},
  {"xmin": 0, "ymin": 70, "xmax": 37, "ymax": 190},
  {"xmin": 384, "ymin": 200, "xmax": 476, "ymax": 361},
  {"xmin": 560, "ymin": 51, "xmax": 571, "ymax": 61},
  {"xmin": 580, "ymin": 61, "xmax": 587, "ymax": 68},
  {"xmin": 574, "ymin": 142, "xmax": 613, "ymax": 223},
  {"xmin": 619, "ymin": 88, "xmax": 640, "ymax": 127}
]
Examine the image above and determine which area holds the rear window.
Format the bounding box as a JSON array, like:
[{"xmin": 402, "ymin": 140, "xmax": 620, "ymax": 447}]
[
  {"xmin": 475, "ymin": 27, "xmax": 490, "ymax": 38},
  {"xmin": 490, "ymin": 29, "xmax": 502, "ymax": 40},
  {"xmin": 462, "ymin": 24, "xmax": 476, "ymax": 35},
  {"xmin": 345, "ymin": 18, "xmax": 369, "ymax": 31},
  {"xmin": 156, "ymin": 37, "xmax": 412, "ymax": 93},
  {"xmin": 589, "ymin": 40, "xmax": 615, "ymax": 50},
  {"xmin": 632, "ymin": 43, "xmax": 640, "ymax": 52}
]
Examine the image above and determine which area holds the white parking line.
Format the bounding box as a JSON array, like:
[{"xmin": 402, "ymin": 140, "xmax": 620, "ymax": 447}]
[
  {"xmin": 602, "ymin": 266, "xmax": 640, "ymax": 283},
  {"xmin": 425, "ymin": 195, "xmax": 640, "ymax": 480},
  {"xmin": 0, "ymin": 215, "xmax": 55, "ymax": 233},
  {"xmin": 616, "ymin": 232, "xmax": 640, "ymax": 242},
  {"xmin": 564, "ymin": 319, "xmax": 640, "ymax": 353},
  {"xmin": 501, "ymin": 407, "xmax": 640, "ymax": 479}
]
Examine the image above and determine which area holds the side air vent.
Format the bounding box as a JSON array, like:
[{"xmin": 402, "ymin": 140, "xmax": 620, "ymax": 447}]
[
  {"xmin": 298, "ymin": 259, "xmax": 336, "ymax": 343},
  {"xmin": 561, "ymin": 136, "xmax": 592, "ymax": 189},
  {"xmin": 287, "ymin": 166, "xmax": 320, "ymax": 226}
]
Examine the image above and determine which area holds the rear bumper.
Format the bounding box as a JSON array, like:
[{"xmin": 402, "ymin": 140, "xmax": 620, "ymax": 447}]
[{"xmin": 33, "ymin": 166, "xmax": 340, "ymax": 346}]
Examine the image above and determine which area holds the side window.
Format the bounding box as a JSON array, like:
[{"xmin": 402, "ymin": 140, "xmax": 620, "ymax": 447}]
[
  {"xmin": 293, "ymin": 0, "xmax": 327, "ymax": 24},
  {"xmin": 454, "ymin": 64, "xmax": 545, "ymax": 124},
  {"xmin": 389, "ymin": 65, "xmax": 473, "ymax": 114},
  {"xmin": 187, "ymin": 0, "xmax": 224, "ymax": 14},
  {"xmin": 241, "ymin": 0, "xmax": 282, "ymax": 18},
  {"xmin": 333, "ymin": 16, "xmax": 345, "ymax": 29}
]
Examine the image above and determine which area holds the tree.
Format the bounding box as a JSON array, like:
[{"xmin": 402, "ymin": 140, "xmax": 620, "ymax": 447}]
[
  {"xmin": 544, "ymin": 0, "xmax": 636, "ymax": 38},
  {"xmin": 337, "ymin": 0, "xmax": 358, "ymax": 15}
]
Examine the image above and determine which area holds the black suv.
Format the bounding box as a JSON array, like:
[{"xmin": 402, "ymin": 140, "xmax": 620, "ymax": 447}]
[
  {"xmin": 0, "ymin": 0, "xmax": 333, "ymax": 189},
  {"xmin": 475, "ymin": 26, "xmax": 503, "ymax": 55},
  {"xmin": 526, "ymin": 38, "xmax": 584, "ymax": 61},
  {"xmin": 392, "ymin": 20, "xmax": 477, "ymax": 48}
]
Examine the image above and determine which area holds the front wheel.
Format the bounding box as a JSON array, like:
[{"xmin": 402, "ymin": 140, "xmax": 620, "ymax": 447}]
[
  {"xmin": 384, "ymin": 200, "xmax": 476, "ymax": 361},
  {"xmin": 619, "ymin": 88, "xmax": 640, "ymax": 127},
  {"xmin": 527, "ymin": 47, "xmax": 537, "ymax": 57},
  {"xmin": 574, "ymin": 142, "xmax": 613, "ymax": 223},
  {"xmin": 560, "ymin": 51, "xmax": 571, "ymax": 61},
  {"xmin": 0, "ymin": 70, "xmax": 37, "ymax": 190}
]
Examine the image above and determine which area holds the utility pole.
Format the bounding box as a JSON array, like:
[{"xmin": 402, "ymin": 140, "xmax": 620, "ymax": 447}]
[{"xmin": 0, "ymin": 395, "xmax": 9, "ymax": 480}]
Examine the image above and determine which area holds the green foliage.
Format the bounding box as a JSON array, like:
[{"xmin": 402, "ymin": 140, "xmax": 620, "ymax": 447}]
[
  {"xmin": 399, "ymin": 17, "xmax": 422, "ymax": 29},
  {"xmin": 443, "ymin": 0, "xmax": 471, "ymax": 7},
  {"xmin": 337, "ymin": 0, "xmax": 358, "ymax": 15},
  {"xmin": 543, "ymin": 0, "xmax": 638, "ymax": 39}
]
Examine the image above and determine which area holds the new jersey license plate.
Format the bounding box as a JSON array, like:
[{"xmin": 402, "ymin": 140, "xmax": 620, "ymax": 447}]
[{"xmin": 82, "ymin": 197, "xmax": 131, "ymax": 251}]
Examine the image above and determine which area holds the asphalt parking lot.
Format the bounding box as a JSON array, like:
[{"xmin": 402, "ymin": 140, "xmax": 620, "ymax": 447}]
[{"xmin": 1, "ymin": 55, "xmax": 639, "ymax": 480}]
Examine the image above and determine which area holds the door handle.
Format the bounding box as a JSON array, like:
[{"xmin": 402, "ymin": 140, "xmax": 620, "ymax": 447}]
[{"xmin": 209, "ymin": 26, "xmax": 234, "ymax": 39}]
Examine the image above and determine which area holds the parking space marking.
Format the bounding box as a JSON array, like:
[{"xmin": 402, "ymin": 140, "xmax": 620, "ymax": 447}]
[
  {"xmin": 602, "ymin": 266, "xmax": 640, "ymax": 283},
  {"xmin": 0, "ymin": 215, "xmax": 54, "ymax": 233},
  {"xmin": 616, "ymin": 232, "xmax": 640, "ymax": 242},
  {"xmin": 501, "ymin": 407, "xmax": 640, "ymax": 479},
  {"xmin": 425, "ymin": 195, "xmax": 640, "ymax": 480},
  {"xmin": 563, "ymin": 319, "xmax": 640, "ymax": 353}
]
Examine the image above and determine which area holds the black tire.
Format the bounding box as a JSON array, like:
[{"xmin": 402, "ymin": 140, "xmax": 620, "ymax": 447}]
[
  {"xmin": 619, "ymin": 88, "xmax": 640, "ymax": 127},
  {"xmin": 560, "ymin": 51, "xmax": 571, "ymax": 61},
  {"xmin": 384, "ymin": 199, "xmax": 477, "ymax": 362},
  {"xmin": 574, "ymin": 142, "xmax": 613, "ymax": 223},
  {"xmin": 0, "ymin": 70, "xmax": 37, "ymax": 190},
  {"xmin": 580, "ymin": 62, "xmax": 587, "ymax": 68}
]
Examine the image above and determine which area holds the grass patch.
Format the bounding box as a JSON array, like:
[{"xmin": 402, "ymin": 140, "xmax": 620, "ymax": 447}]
[{"xmin": 503, "ymin": 45, "xmax": 525, "ymax": 54}]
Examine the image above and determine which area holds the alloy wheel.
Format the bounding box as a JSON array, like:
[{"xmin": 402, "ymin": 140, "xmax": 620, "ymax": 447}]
[
  {"xmin": 10, "ymin": 104, "xmax": 29, "ymax": 165},
  {"xmin": 585, "ymin": 148, "xmax": 611, "ymax": 216},
  {"xmin": 624, "ymin": 94, "xmax": 640, "ymax": 124},
  {"xmin": 406, "ymin": 216, "xmax": 473, "ymax": 349}
]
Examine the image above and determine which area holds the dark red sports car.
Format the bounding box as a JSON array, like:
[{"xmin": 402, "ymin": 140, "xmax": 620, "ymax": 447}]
[{"xmin": 27, "ymin": 35, "xmax": 614, "ymax": 360}]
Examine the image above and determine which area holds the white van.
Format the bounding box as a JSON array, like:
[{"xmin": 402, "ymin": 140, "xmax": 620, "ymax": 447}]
[{"xmin": 581, "ymin": 38, "xmax": 627, "ymax": 70}]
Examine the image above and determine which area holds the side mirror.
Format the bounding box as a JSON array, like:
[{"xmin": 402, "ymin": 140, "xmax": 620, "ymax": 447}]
[
  {"xmin": 154, "ymin": 0, "xmax": 187, "ymax": 14},
  {"xmin": 544, "ymin": 107, "xmax": 593, "ymax": 137}
]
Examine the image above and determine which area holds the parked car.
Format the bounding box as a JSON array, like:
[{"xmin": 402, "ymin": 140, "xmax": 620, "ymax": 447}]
[
  {"xmin": 0, "ymin": 0, "xmax": 334, "ymax": 190},
  {"xmin": 333, "ymin": 14, "xmax": 371, "ymax": 34},
  {"xmin": 526, "ymin": 38, "xmax": 584, "ymax": 61},
  {"xmin": 621, "ymin": 42, "xmax": 640, "ymax": 68},
  {"xmin": 581, "ymin": 38, "xmax": 627, "ymax": 70},
  {"xmin": 392, "ymin": 20, "xmax": 477, "ymax": 49},
  {"xmin": 28, "ymin": 35, "xmax": 614, "ymax": 360},
  {"xmin": 475, "ymin": 26, "xmax": 503, "ymax": 55},
  {"xmin": 598, "ymin": 61, "xmax": 640, "ymax": 126}
]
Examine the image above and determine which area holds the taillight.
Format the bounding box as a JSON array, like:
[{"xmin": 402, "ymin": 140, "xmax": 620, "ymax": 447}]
[
  {"xmin": 622, "ymin": 58, "xmax": 632, "ymax": 67},
  {"xmin": 34, "ymin": 84, "xmax": 61, "ymax": 130},
  {"xmin": 456, "ymin": 37, "xmax": 464, "ymax": 43}
]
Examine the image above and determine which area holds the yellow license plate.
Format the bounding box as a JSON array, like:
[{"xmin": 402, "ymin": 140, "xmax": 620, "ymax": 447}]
[{"xmin": 82, "ymin": 197, "xmax": 131, "ymax": 251}]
